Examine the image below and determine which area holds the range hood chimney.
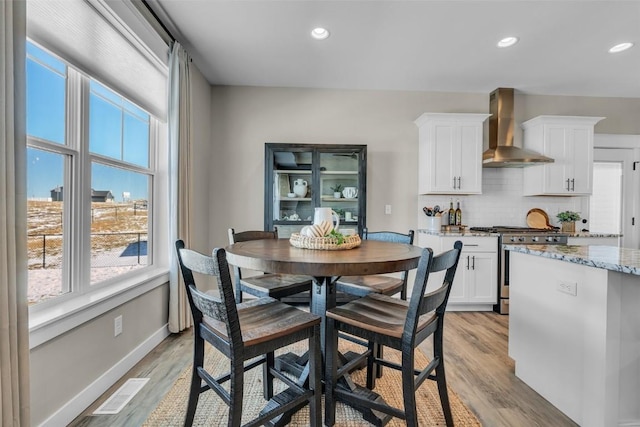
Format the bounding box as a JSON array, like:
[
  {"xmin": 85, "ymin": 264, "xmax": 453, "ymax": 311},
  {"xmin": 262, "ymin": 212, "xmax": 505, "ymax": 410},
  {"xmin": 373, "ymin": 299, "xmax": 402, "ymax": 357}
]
[{"xmin": 482, "ymin": 88, "xmax": 554, "ymax": 168}]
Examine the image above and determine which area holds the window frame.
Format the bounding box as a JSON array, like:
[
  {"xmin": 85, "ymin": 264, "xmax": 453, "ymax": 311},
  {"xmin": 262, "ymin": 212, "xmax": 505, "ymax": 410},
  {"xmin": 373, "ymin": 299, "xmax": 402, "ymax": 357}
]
[{"xmin": 26, "ymin": 40, "xmax": 169, "ymax": 348}]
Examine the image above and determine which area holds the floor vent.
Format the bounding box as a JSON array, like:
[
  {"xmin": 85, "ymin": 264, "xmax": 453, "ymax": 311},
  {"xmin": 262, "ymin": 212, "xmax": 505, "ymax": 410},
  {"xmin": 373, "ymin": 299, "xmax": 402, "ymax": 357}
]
[{"xmin": 93, "ymin": 378, "xmax": 149, "ymax": 415}]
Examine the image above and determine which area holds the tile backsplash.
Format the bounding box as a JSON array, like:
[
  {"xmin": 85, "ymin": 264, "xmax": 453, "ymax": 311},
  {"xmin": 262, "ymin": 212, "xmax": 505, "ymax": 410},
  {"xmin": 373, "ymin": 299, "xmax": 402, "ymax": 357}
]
[{"xmin": 418, "ymin": 168, "xmax": 587, "ymax": 229}]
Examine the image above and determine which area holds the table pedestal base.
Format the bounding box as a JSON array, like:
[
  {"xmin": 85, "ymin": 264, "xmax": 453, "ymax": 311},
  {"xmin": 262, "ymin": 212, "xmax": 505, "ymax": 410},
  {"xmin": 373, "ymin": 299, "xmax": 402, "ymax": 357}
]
[
  {"xmin": 273, "ymin": 349, "xmax": 392, "ymax": 426},
  {"xmin": 336, "ymin": 382, "xmax": 394, "ymax": 427}
]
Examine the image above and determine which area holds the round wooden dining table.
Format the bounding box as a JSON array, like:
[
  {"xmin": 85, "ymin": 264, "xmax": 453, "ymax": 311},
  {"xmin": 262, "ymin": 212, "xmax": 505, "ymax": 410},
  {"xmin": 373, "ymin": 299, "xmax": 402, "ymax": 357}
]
[
  {"xmin": 225, "ymin": 238, "xmax": 424, "ymax": 347},
  {"xmin": 225, "ymin": 238, "xmax": 424, "ymax": 426}
]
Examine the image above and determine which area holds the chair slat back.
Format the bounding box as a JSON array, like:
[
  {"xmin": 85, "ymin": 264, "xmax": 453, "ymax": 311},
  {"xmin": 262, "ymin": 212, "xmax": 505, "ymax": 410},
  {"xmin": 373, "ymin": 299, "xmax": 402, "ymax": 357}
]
[
  {"xmin": 403, "ymin": 241, "xmax": 463, "ymax": 339},
  {"xmin": 427, "ymin": 240, "xmax": 463, "ymax": 315},
  {"xmin": 175, "ymin": 240, "xmax": 240, "ymax": 341},
  {"xmin": 364, "ymin": 229, "xmax": 415, "ymax": 293},
  {"xmin": 228, "ymin": 228, "xmax": 279, "ymax": 282},
  {"xmin": 364, "ymin": 228, "xmax": 415, "ymax": 245},
  {"xmin": 228, "ymin": 228, "xmax": 278, "ymax": 244}
]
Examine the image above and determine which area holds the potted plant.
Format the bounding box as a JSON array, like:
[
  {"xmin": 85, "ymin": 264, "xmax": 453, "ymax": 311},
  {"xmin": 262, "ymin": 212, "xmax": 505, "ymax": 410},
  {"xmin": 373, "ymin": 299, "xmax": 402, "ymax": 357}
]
[
  {"xmin": 330, "ymin": 184, "xmax": 343, "ymax": 199},
  {"xmin": 556, "ymin": 211, "xmax": 581, "ymax": 233}
]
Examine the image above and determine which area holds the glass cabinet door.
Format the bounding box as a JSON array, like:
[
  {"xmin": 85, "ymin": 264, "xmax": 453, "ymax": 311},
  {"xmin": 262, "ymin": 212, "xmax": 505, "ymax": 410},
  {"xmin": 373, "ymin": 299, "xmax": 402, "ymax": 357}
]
[
  {"xmin": 268, "ymin": 148, "xmax": 313, "ymax": 236},
  {"xmin": 319, "ymin": 150, "xmax": 362, "ymax": 235},
  {"xmin": 265, "ymin": 143, "xmax": 366, "ymax": 237}
]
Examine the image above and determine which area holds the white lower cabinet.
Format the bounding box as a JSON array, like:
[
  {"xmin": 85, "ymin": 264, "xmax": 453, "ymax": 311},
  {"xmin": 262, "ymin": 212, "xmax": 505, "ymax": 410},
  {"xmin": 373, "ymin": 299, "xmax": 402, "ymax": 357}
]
[
  {"xmin": 418, "ymin": 234, "xmax": 498, "ymax": 310},
  {"xmin": 454, "ymin": 251, "xmax": 498, "ymax": 305}
]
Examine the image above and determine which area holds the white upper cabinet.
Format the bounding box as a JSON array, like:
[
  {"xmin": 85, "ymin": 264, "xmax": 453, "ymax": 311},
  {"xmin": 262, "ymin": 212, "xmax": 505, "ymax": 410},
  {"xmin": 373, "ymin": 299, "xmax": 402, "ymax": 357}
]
[
  {"xmin": 415, "ymin": 113, "xmax": 490, "ymax": 195},
  {"xmin": 522, "ymin": 116, "xmax": 604, "ymax": 196}
]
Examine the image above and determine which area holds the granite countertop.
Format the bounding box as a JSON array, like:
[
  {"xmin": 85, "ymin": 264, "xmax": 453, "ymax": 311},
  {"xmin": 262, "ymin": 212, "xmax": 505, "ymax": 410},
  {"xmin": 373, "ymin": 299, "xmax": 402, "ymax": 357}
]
[
  {"xmin": 417, "ymin": 229, "xmax": 620, "ymax": 238},
  {"xmin": 566, "ymin": 232, "xmax": 622, "ymax": 238},
  {"xmin": 417, "ymin": 229, "xmax": 497, "ymax": 237},
  {"xmin": 503, "ymin": 244, "xmax": 640, "ymax": 276}
]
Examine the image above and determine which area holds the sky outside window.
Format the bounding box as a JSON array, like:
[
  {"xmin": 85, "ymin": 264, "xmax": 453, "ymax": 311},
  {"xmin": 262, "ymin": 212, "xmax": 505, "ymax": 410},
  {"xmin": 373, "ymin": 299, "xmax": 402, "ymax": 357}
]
[
  {"xmin": 26, "ymin": 42, "xmax": 151, "ymax": 201},
  {"xmin": 26, "ymin": 43, "xmax": 66, "ymax": 144},
  {"xmin": 90, "ymin": 80, "xmax": 150, "ymax": 169}
]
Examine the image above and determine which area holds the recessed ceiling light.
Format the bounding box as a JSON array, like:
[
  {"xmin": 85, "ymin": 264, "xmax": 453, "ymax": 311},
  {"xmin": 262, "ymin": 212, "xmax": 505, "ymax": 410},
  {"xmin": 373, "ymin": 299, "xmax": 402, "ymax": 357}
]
[
  {"xmin": 311, "ymin": 27, "xmax": 330, "ymax": 40},
  {"xmin": 497, "ymin": 36, "xmax": 519, "ymax": 48},
  {"xmin": 608, "ymin": 42, "xmax": 633, "ymax": 53}
]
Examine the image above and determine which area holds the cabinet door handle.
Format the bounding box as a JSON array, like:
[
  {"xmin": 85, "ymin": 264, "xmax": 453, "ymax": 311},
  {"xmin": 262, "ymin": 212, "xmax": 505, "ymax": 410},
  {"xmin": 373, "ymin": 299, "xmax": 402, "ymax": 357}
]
[
  {"xmin": 466, "ymin": 255, "xmax": 470, "ymax": 270},
  {"xmin": 571, "ymin": 178, "xmax": 575, "ymax": 191},
  {"xmin": 566, "ymin": 178, "xmax": 571, "ymax": 191},
  {"xmin": 472, "ymin": 255, "xmax": 475, "ymax": 270},
  {"xmin": 452, "ymin": 177, "xmax": 457, "ymax": 189},
  {"xmin": 457, "ymin": 176, "xmax": 461, "ymax": 189}
]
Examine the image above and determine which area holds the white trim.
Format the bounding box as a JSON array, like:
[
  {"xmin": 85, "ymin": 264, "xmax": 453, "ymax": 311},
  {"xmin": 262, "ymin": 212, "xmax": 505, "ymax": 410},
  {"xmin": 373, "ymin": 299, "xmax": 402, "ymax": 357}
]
[
  {"xmin": 447, "ymin": 303, "xmax": 494, "ymax": 311},
  {"xmin": 594, "ymin": 133, "xmax": 640, "ymax": 149},
  {"xmin": 87, "ymin": 0, "xmax": 168, "ymax": 69},
  {"xmin": 29, "ymin": 269, "xmax": 169, "ymax": 348},
  {"xmin": 618, "ymin": 420, "xmax": 640, "ymax": 426},
  {"xmin": 37, "ymin": 324, "xmax": 170, "ymax": 427}
]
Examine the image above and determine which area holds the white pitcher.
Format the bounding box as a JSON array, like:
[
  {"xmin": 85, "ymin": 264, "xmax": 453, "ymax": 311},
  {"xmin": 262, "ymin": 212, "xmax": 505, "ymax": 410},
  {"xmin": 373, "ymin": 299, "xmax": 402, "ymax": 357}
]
[
  {"xmin": 313, "ymin": 207, "xmax": 340, "ymax": 231},
  {"xmin": 293, "ymin": 179, "xmax": 308, "ymax": 198}
]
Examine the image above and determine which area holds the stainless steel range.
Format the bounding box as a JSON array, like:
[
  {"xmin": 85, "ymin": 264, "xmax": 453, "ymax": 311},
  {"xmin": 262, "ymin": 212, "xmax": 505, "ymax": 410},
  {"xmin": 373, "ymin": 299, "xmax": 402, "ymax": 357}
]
[{"xmin": 469, "ymin": 226, "xmax": 569, "ymax": 314}]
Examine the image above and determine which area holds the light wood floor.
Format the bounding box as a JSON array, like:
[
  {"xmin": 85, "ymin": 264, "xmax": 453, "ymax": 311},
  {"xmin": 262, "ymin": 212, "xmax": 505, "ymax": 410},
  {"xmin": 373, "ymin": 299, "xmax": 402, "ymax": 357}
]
[{"xmin": 69, "ymin": 311, "xmax": 577, "ymax": 426}]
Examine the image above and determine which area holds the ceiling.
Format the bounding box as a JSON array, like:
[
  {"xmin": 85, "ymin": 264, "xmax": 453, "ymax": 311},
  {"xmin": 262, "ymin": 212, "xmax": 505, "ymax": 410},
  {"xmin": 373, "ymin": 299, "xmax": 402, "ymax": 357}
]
[{"xmin": 150, "ymin": 0, "xmax": 640, "ymax": 98}]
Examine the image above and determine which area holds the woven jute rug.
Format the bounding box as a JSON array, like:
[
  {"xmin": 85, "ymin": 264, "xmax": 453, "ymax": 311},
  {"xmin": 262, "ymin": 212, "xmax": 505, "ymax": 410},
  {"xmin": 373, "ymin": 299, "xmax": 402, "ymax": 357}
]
[{"xmin": 143, "ymin": 340, "xmax": 481, "ymax": 426}]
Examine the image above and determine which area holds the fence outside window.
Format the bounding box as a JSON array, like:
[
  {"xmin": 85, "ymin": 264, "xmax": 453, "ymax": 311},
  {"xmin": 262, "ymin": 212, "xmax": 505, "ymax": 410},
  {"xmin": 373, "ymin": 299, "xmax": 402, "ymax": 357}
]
[{"xmin": 27, "ymin": 231, "xmax": 148, "ymax": 269}]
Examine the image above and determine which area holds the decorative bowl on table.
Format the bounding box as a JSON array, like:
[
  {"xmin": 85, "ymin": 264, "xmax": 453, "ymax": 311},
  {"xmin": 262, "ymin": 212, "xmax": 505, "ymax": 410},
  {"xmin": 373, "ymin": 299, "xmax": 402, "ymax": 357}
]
[{"xmin": 289, "ymin": 233, "xmax": 361, "ymax": 250}]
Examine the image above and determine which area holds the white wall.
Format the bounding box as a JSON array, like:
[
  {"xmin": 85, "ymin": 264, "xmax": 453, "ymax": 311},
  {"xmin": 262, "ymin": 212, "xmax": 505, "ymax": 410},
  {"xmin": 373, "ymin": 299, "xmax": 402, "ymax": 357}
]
[
  {"xmin": 207, "ymin": 87, "xmax": 487, "ymax": 246},
  {"xmin": 188, "ymin": 64, "xmax": 214, "ymax": 254}
]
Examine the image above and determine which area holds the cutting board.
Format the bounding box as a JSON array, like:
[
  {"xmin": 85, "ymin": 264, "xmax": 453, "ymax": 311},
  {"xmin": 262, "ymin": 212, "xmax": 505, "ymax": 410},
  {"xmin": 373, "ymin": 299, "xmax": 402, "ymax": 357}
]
[{"xmin": 526, "ymin": 208, "xmax": 555, "ymax": 229}]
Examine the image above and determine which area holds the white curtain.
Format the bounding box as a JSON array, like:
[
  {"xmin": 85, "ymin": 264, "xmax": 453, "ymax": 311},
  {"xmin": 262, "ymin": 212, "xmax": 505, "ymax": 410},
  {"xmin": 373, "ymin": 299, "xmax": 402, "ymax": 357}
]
[
  {"xmin": 168, "ymin": 41, "xmax": 193, "ymax": 333},
  {"xmin": 1, "ymin": 1, "xmax": 31, "ymax": 425}
]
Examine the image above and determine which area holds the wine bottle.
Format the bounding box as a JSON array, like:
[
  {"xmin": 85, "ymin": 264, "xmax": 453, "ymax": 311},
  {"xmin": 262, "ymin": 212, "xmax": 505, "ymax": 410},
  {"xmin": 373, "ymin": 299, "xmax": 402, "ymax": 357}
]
[
  {"xmin": 455, "ymin": 200, "xmax": 462, "ymax": 225},
  {"xmin": 448, "ymin": 199, "xmax": 455, "ymax": 225}
]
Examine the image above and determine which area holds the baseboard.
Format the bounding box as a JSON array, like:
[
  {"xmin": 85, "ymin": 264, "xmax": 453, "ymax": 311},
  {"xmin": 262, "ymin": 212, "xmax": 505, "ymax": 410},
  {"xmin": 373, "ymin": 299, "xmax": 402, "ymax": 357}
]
[
  {"xmin": 447, "ymin": 304, "xmax": 494, "ymax": 311},
  {"xmin": 38, "ymin": 324, "xmax": 170, "ymax": 427}
]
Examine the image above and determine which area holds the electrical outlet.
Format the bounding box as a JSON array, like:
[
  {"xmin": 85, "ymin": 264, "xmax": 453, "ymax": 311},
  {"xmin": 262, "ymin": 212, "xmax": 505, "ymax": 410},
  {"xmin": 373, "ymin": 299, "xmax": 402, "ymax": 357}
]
[
  {"xmin": 114, "ymin": 315, "xmax": 123, "ymax": 336},
  {"xmin": 557, "ymin": 281, "xmax": 577, "ymax": 296},
  {"xmin": 385, "ymin": 204, "xmax": 392, "ymax": 215}
]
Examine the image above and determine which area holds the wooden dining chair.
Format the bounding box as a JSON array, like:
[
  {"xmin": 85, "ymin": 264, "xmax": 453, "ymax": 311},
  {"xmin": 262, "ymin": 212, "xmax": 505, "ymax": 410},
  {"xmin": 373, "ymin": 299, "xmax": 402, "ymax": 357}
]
[
  {"xmin": 175, "ymin": 240, "xmax": 321, "ymax": 427},
  {"xmin": 336, "ymin": 228, "xmax": 415, "ymax": 300},
  {"xmin": 228, "ymin": 228, "xmax": 313, "ymax": 303},
  {"xmin": 324, "ymin": 241, "xmax": 463, "ymax": 427}
]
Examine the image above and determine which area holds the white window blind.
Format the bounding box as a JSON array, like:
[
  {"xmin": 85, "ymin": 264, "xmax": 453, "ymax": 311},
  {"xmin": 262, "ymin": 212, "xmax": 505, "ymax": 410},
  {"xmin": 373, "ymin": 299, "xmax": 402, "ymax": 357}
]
[{"xmin": 27, "ymin": 0, "xmax": 168, "ymax": 120}]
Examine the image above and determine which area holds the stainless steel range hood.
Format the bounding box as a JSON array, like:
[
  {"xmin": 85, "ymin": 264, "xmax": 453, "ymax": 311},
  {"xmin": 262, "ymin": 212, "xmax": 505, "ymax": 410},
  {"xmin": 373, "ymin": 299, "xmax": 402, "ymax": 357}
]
[{"xmin": 482, "ymin": 88, "xmax": 554, "ymax": 168}]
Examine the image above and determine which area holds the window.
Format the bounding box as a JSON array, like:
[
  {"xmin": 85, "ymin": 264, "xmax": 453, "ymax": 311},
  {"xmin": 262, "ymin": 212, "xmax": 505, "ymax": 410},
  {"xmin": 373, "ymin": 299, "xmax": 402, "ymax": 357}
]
[{"xmin": 26, "ymin": 41, "xmax": 160, "ymax": 306}]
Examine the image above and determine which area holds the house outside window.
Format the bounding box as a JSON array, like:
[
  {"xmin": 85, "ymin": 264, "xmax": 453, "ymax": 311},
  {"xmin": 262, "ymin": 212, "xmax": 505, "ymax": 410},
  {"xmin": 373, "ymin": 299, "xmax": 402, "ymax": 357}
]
[{"xmin": 26, "ymin": 41, "xmax": 160, "ymax": 306}]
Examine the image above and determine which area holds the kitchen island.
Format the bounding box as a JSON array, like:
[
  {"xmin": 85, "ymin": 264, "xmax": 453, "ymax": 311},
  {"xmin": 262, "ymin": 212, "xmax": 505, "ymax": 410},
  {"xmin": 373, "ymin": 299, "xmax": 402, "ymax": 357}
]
[{"xmin": 505, "ymin": 244, "xmax": 640, "ymax": 427}]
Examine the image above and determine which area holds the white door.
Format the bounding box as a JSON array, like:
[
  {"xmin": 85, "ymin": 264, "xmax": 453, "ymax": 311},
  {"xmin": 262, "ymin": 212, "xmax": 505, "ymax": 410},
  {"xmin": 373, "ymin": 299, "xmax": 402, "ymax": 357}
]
[
  {"xmin": 448, "ymin": 253, "xmax": 469, "ymax": 302},
  {"xmin": 431, "ymin": 123, "xmax": 457, "ymax": 192},
  {"xmin": 571, "ymin": 127, "xmax": 594, "ymax": 194},
  {"xmin": 458, "ymin": 123, "xmax": 483, "ymax": 193},
  {"xmin": 467, "ymin": 252, "xmax": 498, "ymax": 303},
  {"xmin": 544, "ymin": 126, "xmax": 572, "ymax": 193},
  {"xmin": 591, "ymin": 148, "xmax": 638, "ymax": 248}
]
